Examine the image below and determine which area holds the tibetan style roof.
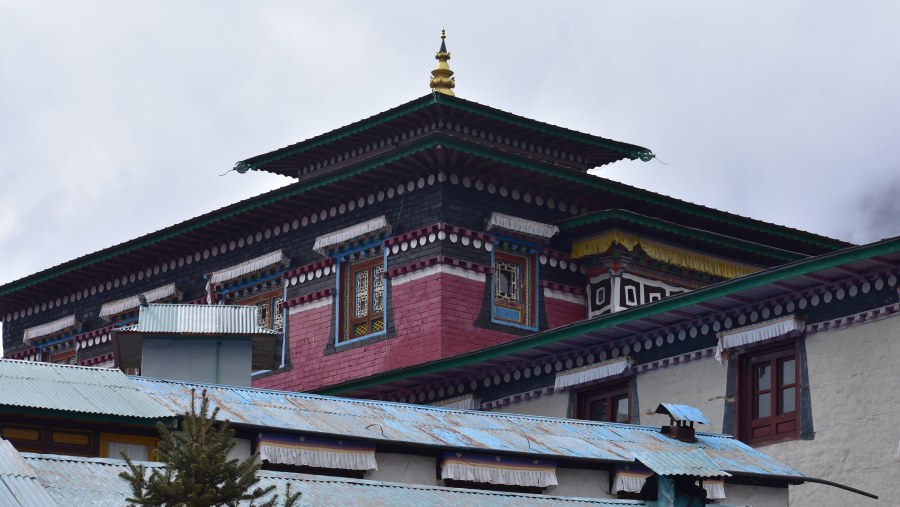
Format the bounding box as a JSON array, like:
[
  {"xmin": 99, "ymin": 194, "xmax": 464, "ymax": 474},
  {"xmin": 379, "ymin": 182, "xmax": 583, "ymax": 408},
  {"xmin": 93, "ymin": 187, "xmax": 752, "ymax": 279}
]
[
  {"xmin": 318, "ymin": 235, "xmax": 900, "ymax": 399},
  {"xmin": 0, "ymin": 359, "xmax": 173, "ymax": 419},
  {"xmin": 131, "ymin": 376, "xmax": 802, "ymax": 478},
  {"xmin": 0, "ymin": 97, "xmax": 851, "ymax": 316},
  {"xmin": 235, "ymin": 93, "xmax": 654, "ymax": 177},
  {"xmin": 20, "ymin": 452, "xmax": 649, "ymax": 507}
]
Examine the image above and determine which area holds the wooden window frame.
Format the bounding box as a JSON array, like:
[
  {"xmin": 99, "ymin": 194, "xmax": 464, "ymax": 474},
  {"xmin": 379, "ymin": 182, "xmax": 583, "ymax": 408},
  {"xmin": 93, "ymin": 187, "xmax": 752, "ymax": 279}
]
[
  {"xmin": 492, "ymin": 247, "xmax": 537, "ymax": 329},
  {"xmin": 100, "ymin": 433, "xmax": 160, "ymax": 461},
  {"xmin": 574, "ymin": 382, "xmax": 632, "ymax": 424},
  {"xmin": 339, "ymin": 252, "xmax": 385, "ymax": 343},
  {"xmin": 738, "ymin": 343, "xmax": 800, "ymax": 446},
  {"xmin": 233, "ymin": 290, "xmax": 284, "ymax": 332}
]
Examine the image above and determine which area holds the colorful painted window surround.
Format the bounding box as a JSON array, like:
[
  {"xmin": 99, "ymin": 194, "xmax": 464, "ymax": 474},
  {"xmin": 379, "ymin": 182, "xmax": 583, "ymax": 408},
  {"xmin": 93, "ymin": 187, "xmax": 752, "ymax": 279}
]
[
  {"xmin": 491, "ymin": 239, "xmax": 538, "ymax": 331},
  {"xmin": 337, "ymin": 244, "xmax": 386, "ymax": 345}
]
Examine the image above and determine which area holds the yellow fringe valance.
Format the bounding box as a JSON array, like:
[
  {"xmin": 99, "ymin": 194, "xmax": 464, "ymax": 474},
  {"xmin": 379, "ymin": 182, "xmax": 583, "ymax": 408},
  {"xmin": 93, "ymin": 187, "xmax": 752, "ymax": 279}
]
[{"xmin": 570, "ymin": 230, "xmax": 760, "ymax": 279}]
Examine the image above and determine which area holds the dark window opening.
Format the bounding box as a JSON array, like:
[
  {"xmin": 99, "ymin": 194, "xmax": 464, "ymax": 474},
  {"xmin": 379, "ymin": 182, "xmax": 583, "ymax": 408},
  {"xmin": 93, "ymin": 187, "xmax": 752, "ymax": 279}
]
[{"xmin": 575, "ymin": 383, "xmax": 631, "ymax": 423}]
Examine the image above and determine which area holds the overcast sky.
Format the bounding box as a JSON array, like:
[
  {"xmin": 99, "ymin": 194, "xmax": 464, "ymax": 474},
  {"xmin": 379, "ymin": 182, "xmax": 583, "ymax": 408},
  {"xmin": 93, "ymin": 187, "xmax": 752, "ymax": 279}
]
[{"xmin": 1, "ymin": 1, "xmax": 899, "ymax": 290}]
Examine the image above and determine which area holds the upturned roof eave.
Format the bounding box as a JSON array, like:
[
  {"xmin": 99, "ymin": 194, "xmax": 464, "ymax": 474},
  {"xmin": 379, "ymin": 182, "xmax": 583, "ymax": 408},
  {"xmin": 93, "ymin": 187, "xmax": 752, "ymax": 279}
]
[{"xmin": 235, "ymin": 93, "xmax": 653, "ymax": 174}]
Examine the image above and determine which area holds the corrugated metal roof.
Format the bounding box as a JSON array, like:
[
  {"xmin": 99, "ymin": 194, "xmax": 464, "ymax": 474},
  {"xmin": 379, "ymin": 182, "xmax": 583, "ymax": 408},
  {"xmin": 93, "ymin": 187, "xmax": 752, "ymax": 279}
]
[
  {"xmin": 0, "ymin": 360, "xmax": 173, "ymax": 418},
  {"xmin": 120, "ymin": 304, "xmax": 279, "ymax": 335},
  {"xmin": 635, "ymin": 450, "xmax": 730, "ymax": 478},
  {"xmin": 0, "ymin": 440, "xmax": 58, "ymax": 507},
  {"xmin": 132, "ymin": 377, "xmax": 803, "ymax": 478},
  {"xmin": 22, "ymin": 453, "xmax": 648, "ymax": 507},
  {"xmin": 655, "ymin": 404, "xmax": 710, "ymax": 425}
]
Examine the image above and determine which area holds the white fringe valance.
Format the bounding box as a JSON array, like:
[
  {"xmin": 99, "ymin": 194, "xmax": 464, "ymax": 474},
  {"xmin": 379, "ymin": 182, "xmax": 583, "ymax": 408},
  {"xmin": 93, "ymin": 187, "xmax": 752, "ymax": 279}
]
[
  {"xmin": 209, "ymin": 250, "xmax": 289, "ymax": 285},
  {"xmin": 431, "ymin": 394, "xmax": 478, "ymax": 411},
  {"xmin": 99, "ymin": 283, "xmax": 179, "ymax": 317},
  {"xmin": 701, "ymin": 479, "xmax": 726, "ymax": 500},
  {"xmin": 486, "ymin": 212, "xmax": 559, "ymax": 239},
  {"xmin": 612, "ymin": 470, "xmax": 652, "ymax": 493},
  {"xmin": 23, "ymin": 315, "xmax": 80, "ymax": 345},
  {"xmin": 715, "ymin": 315, "xmax": 805, "ymax": 362},
  {"xmin": 258, "ymin": 435, "xmax": 377, "ymax": 471},
  {"xmin": 313, "ymin": 216, "xmax": 391, "ymax": 254},
  {"xmin": 441, "ymin": 454, "xmax": 558, "ymax": 488},
  {"xmin": 554, "ymin": 356, "xmax": 632, "ymax": 390}
]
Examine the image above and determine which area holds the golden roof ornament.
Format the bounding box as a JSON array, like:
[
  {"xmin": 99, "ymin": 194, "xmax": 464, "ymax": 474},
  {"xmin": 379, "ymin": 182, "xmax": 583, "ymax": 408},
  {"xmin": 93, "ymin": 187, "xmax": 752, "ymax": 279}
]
[{"xmin": 429, "ymin": 29, "xmax": 456, "ymax": 96}]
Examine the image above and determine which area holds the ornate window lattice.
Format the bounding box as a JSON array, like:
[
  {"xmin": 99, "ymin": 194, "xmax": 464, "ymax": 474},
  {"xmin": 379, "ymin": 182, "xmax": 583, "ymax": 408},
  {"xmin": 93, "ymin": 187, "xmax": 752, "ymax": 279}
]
[
  {"xmin": 272, "ymin": 296, "xmax": 284, "ymax": 332},
  {"xmin": 495, "ymin": 261, "xmax": 520, "ymax": 302},
  {"xmin": 492, "ymin": 242, "xmax": 537, "ymax": 328},
  {"xmin": 256, "ymin": 300, "xmax": 270, "ymax": 329},
  {"xmin": 341, "ymin": 248, "xmax": 385, "ymax": 342}
]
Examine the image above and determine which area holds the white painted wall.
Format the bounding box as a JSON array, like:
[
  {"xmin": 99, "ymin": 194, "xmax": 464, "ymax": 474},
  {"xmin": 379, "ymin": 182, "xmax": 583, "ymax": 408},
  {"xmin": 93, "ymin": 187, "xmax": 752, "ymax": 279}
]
[
  {"xmin": 759, "ymin": 315, "xmax": 900, "ymax": 506},
  {"xmin": 227, "ymin": 438, "xmax": 252, "ymax": 462},
  {"xmin": 548, "ymin": 468, "xmax": 613, "ymax": 499},
  {"xmin": 636, "ymin": 356, "xmax": 727, "ymax": 433},
  {"xmin": 366, "ymin": 453, "xmax": 439, "ymax": 486},
  {"xmin": 725, "ymin": 483, "xmax": 788, "ymax": 506},
  {"xmin": 492, "ymin": 392, "xmax": 568, "ymax": 418}
]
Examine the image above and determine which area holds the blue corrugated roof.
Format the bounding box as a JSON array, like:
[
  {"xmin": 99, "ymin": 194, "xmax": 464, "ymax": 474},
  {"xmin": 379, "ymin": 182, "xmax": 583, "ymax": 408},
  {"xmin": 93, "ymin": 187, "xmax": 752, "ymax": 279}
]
[
  {"xmin": 635, "ymin": 450, "xmax": 730, "ymax": 478},
  {"xmin": 132, "ymin": 377, "xmax": 803, "ymax": 478},
  {"xmin": 22, "ymin": 453, "xmax": 649, "ymax": 507},
  {"xmin": 655, "ymin": 404, "xmax": 711, "ymax": 425},
  {"xmin": 0, "ymin": 359, "xmax": 173, "ymax": 419},
  {"xmin": 0, "ymin": 440, "xmax": 58, "ymax": 507}
]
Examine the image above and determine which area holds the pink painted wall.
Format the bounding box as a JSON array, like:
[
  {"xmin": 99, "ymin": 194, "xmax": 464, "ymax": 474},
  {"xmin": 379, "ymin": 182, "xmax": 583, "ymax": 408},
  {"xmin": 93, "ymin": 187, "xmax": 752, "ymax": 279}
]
[{"xmin": 254, "ymin": 271, "xmax": 585, "ymax": 392}]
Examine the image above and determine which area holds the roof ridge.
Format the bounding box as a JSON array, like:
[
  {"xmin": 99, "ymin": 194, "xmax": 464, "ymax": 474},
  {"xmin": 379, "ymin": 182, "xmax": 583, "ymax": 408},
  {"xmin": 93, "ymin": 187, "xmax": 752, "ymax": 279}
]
[{"xmin": 129, "ymin": 375, "xmax": 737, "ymax": 440}]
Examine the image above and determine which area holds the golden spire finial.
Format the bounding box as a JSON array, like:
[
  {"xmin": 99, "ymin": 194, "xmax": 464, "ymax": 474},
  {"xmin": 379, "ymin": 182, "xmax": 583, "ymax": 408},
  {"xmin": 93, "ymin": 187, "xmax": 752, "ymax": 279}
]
[{"xmin": 430, "ymin": 29, "xmax": 456, "ymax": 96}]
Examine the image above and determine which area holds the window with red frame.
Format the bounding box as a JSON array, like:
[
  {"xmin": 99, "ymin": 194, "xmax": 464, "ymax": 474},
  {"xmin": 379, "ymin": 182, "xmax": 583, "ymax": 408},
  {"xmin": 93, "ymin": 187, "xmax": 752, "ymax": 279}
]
[
  {"xmin": 575, "ymin": 384, "xmax": 631, "ymax": 423},
  {"xmin": 739, "ymin": 345, "xmax": 799, "ymax": 445}
]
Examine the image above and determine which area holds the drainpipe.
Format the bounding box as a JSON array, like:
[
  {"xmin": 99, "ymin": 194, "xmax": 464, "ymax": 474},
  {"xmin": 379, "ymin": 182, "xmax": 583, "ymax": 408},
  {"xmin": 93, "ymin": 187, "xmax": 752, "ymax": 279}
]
[
  {"xmin": 215, "ymin": 341, "xmax": 221, "ymax": 384},
  {"xmin": 280, "ymin": 280, "xmax": 288, "ymax": 369}
]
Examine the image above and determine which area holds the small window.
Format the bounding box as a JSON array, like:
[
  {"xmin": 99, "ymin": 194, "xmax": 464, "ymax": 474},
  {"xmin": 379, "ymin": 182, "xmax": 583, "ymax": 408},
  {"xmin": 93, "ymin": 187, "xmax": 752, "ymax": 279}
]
[
  {"xmin": 339, "ymin": 248, "xmax": 385, "ymax": 343},
  {"xmin": 575, "ymin": 384, "xmax": 631, "ymax": 423},
  {"xmin": 739, "ymin": 345, "xmax": 799, "ymax": 445},
  {"xmin": 492, "ymin": 243, "xmax": 537, "ymax": 329},
  {"xmin": 100, "ymin": 433, "xmax": 159, "ymax": 461}
]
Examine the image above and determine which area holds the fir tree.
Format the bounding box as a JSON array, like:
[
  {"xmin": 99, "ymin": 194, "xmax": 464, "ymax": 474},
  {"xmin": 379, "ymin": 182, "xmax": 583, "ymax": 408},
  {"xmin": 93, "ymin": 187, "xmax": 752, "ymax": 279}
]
[{"xmin": 120, "ymin": 389, "xmax": 300, "ymax": 507}]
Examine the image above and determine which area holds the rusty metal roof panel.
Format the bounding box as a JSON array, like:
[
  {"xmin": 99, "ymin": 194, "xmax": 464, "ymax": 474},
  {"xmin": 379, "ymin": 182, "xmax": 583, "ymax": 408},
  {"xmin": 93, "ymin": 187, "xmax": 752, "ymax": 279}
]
[
  {"xmin": 0, "ymin": 441, "xmax": 58, "ymax": 507},
  {"xmin": 635, "ymin": 449, "xmax": 731, "ymax": 478},
  {"xmin": 22, "ymin": 453, "xmax": 649, "ymax": 507},
  {"xmin": 131, "ymin": 377, "xmax": 803, "ymax": 478},
  {"xmin": 121, "ymin": 304, "xmax": 279, "ymax": 335},
  {"xmin": 0, "ymin": 359, "xmax": 173, "ymax": 419}
]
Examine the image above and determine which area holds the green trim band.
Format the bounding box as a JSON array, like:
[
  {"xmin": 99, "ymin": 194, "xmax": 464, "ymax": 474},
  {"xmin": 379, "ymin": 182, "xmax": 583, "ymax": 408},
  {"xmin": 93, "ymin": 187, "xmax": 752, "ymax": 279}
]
[
  {"xmin": 559, "ymin": 210, "xmax": 804, "ymax": 262},
  {"xmin": 314, "ymin": 236, "xmax": 900, "ymax": 395},
  {"xmin": 238, "ymin": 94, "xmax": 652, "ymax": 173}
]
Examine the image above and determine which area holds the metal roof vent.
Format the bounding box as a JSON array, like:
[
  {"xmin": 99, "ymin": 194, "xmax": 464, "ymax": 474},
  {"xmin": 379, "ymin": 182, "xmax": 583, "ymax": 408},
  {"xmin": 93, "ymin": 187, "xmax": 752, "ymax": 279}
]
[{"xmin": 655, "ymin": 403, "xmax": 710, "ymax": 443}]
